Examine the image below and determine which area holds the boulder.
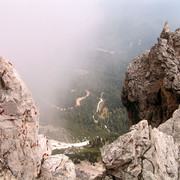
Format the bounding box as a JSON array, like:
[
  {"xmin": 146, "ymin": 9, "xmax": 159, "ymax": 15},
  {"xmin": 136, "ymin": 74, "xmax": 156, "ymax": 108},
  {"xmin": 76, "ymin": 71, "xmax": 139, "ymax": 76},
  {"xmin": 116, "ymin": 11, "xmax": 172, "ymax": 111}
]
[
  {"xmin": 0, "ymin": 56, "xmax": 77, "ymax": 180},
  {"xmin": 100, "ymin": 119, "xmax": 179, "ymax": 179},
  {"xmin": 0, "ymin": 57, "xmax": 51, "ymax": 179},
  {"xmin": 40, "ymin": 154, "xmax": 76, "ymax": 180}
]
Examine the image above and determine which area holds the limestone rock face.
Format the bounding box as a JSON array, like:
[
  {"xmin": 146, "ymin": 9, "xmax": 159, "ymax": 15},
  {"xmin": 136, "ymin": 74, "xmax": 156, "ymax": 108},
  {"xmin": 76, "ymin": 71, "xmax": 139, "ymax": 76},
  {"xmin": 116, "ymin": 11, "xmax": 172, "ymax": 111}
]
[
  {"xmin": 121, "ymin": 22, "xmax": 180, "ymax": 127},
  {"xmin": 100, "ymin": 116, "xmax": 179, "ymax": 180},
  {"xmin": 99, "ymin": 22, "xmax": 180, "ymax": 180},
  {"xmin": 40, "ymin": 154, "xmax": 76, "ymax": 180},
  {"xmin": 158, "ymin": 108, "xmax": 180, "ymax": 165},
  {"xmin": 0, "ymin": 57, "xmax": 51, "ymax": 179},
  {"xmin": 0, "ymin": 57, "xmax": 77, "ymax": 180}
]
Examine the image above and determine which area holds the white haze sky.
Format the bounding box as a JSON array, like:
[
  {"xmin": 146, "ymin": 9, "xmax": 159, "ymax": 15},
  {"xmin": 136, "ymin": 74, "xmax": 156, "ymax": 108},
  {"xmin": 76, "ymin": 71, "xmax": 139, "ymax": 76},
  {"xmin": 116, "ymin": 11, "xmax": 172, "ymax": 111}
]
[
  {"xmin": 0, "ymin": 0, "xmax": 103, "ymax": 102},
  {"xmin": 0, "ymin": 0, "xmax": 180, "ymax": 104}
]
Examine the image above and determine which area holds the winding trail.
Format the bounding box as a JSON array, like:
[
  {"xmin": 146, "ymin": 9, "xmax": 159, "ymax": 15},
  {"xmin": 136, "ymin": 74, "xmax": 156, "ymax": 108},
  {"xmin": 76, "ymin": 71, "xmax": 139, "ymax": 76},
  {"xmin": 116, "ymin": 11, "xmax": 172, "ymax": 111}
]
[
  {"xmin": 93, "ymin": 115, "xmax": 98, "ymax": 124},
  {"xmin": 76, "ymin": 90, "xmax": 90, "ymax": 107},
  {"xmin": 96, "ymin": 92, "xmax": 104, "ymax": 112},
  {"xmin": 93, "ymin": 92, "xmax": 110, "ymax": 133},
  {"xmin": 93, "ymin": 92, "xmax": 104, "ymax": 123},
  {"xmin": 46, "ymin": 90, "xmax": 91, "ymax": 112}
]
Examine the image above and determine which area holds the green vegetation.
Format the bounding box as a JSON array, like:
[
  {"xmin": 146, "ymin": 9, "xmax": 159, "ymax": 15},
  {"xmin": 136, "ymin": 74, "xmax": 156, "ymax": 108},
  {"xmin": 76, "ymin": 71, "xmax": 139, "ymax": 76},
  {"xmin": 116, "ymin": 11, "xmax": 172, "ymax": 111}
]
[
  {"xmin": 52, "ymin": 53, "xmax": 129, "ymax": 141},
  {"xmin": 49, "ymin": 52, "xmax": 130, "ymax": 162}
]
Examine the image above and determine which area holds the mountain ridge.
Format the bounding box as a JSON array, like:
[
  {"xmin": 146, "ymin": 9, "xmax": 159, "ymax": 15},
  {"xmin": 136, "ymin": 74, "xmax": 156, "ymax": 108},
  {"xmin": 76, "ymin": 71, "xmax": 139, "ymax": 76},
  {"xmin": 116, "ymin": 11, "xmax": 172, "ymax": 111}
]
[{"xmin": 122, "ymin": 21, "xmax": 180, "ymax": 127}]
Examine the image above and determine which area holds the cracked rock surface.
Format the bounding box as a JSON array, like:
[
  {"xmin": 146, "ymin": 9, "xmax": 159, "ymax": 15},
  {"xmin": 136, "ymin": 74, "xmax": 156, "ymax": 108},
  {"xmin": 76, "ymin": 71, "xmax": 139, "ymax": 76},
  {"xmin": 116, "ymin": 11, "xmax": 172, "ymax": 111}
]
[
  {"xmin": 100, "ymin": 117, "xmax": 179, "ymax": 180},
  {"xmin": 99, "ymin": 23, "xmax": 180, "ymax": 180},
  {"xmin": 0, "ymin": 57, "xmax": 51, "ymax": 179},
  {"xmin": 158, "ymin": 107, "xmax": 180, "ymax": 173},
  {"xmin": 122, "ymin": 22, "xmax": 180, "ymax": 127},
  {"xmin": 40, "ymin": 154, "xmax": 76, "ymax": 180},
  {"xmin": 0, "ymin": 57, "xmax": 76, "ymax": 180}
]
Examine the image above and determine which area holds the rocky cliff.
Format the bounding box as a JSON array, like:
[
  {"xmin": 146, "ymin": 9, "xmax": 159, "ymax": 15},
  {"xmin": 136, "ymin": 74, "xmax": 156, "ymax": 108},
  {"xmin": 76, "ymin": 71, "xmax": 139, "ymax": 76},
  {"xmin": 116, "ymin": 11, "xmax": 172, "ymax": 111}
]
[
  {"xmin": 121, "ymin": 22, "xmax": 180, "ymax": 127},
  {"xmin": 98, "ymin": 23, "xmax": 180, "ymax": 180},
  {"xmin": 99, "ymin": 108, "xmax": 180, "ymax": 179},
  {"xmin": 0, "ymin": 57, "xmax": 76, "ymax": 180}
]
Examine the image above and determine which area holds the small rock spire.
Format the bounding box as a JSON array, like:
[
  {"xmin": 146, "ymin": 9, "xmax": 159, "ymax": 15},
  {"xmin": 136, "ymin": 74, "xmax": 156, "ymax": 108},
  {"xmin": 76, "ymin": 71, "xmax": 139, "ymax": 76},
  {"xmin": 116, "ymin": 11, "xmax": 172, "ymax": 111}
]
[
  {"xmin": 160, "ymin": 21, "xmax": 170, "ymax": 39},
  {"xmin": 164, "ymin": 21, "xmax": 170, "ymax": 33}
]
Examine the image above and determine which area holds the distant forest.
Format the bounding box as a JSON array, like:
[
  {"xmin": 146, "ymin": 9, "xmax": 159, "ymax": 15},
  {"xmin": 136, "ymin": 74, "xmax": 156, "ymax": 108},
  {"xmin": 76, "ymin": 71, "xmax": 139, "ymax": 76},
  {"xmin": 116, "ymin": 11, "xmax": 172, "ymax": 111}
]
[{"xmin": 50, "ymin": 51, "xmax": 130, "ymax": 142}]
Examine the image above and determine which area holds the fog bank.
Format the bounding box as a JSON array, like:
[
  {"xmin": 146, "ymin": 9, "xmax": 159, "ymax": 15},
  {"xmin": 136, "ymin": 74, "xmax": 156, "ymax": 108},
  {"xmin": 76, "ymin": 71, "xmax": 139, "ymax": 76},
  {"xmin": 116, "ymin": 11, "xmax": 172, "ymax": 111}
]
[{"xmin": 0, "ymin": 0, "xmax": 180, "ymax": 108}]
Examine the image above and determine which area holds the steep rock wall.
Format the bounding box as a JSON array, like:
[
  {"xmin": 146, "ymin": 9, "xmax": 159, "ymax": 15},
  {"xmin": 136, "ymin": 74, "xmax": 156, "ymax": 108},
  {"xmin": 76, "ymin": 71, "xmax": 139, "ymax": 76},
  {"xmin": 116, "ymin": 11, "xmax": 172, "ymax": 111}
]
[
  {"xmin": 0, "ymin": 57, "xmax": 51, "ymax": 179},
  {"xmin": 121, "ymin": 22, "xmax": 180, "ymax": 127},
  {"xmin": 97, "ymin": 23, "xmax": 180, "ymax": 180},
  {"xmin": 0, "ymin": 57, "xmax": 76, "ymax": 180}
]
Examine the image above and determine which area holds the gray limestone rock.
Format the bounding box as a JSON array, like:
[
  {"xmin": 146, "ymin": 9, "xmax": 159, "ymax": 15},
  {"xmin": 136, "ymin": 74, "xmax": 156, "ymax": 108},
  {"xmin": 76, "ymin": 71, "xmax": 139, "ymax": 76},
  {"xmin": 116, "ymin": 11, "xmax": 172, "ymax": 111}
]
[
  {"xmin": 100, "ymin": 120, "xmax": 179, "ymax": 180},
  {"xmin": 40, "ymin": 154, "xmax": 76, "ymax": 180},
  {"xmin": 0, "ymin": 56, "xmax": 84, "ymax": 180},
  {"xmin": 0, "ymin": 56, "xmax": 78, "ymax": 180},
  {"xmin": 158, "ymin": 107, "xmax": 180, "ymax": 167},
  {"xmin": 0, "ymin": 57, "xmax": 51, "ymax": 179}
]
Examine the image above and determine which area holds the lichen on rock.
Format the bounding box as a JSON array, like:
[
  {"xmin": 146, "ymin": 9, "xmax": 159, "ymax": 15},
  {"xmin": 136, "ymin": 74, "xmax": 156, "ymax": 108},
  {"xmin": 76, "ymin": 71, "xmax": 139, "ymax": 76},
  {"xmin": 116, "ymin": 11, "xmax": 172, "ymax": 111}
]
[
  {"xmin": 0, "ymin": 57, "xmax": 52, "ymax": 179},
  {"xmin": 0, "ymin": 57, "xmax": 76, "ymax": 180}
]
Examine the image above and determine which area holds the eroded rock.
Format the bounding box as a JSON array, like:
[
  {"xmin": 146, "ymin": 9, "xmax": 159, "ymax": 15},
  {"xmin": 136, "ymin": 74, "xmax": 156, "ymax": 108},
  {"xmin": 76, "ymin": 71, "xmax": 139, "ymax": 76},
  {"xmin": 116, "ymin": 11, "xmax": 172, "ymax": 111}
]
[
  {"xmin": 158, "ymin": 107, "xmax": 180, "ymax": 165},
  {"xmin": 0, "ymin": 57, "xmax": 51, "ymax": 179},
  {"xmin": 122, "ymin": 22, "xmax": 180, "ymax": 127},
  {"xmin": 100, "ymin": 119, "xmax": 179, "ymax": 180},
  {"xmin": 40, "ymin": 154, "xmax": 76, "ymax": 180}
]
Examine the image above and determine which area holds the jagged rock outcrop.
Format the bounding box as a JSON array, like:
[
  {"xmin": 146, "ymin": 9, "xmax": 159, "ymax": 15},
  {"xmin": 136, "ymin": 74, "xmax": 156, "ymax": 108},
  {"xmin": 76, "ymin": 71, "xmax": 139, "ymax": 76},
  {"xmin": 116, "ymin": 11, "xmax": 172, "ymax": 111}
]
[
  {"xmin": 0, "ymin": 57, "xmax": 76, "ymax": 180},
  {"xmin": 121, "ymin": 22, "xmax": 180, "ymax": 127},
  {"xmin": 100, "ymin": 108, "xmax": 180, "ymax": 179},
  {"xmin": 158, "ymin": 107, "xmax": 180, "ymax": 166},
  {"xmin": 98, "ymin": 23, "xmax": 180, "ymax": 180},
  {"xmin": 40, "ymin": 154, "xmax": 76, "ymax": 180},
  {"xmin": 0, "ymin": 57, "xmax": 50, "ymax": 179}
]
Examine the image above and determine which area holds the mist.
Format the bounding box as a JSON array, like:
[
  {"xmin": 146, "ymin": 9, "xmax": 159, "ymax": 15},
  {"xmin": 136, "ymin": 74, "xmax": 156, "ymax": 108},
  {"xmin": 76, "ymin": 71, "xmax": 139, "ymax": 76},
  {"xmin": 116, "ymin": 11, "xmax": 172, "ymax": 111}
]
[
  {"xmin": 0, "ymin": 1, "xmax": 103, "ymax": 102},
  {"xmin": 0, "ymin": 0, "xmax": 180, "ymax": 124}
]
